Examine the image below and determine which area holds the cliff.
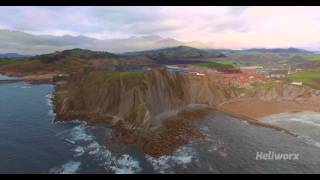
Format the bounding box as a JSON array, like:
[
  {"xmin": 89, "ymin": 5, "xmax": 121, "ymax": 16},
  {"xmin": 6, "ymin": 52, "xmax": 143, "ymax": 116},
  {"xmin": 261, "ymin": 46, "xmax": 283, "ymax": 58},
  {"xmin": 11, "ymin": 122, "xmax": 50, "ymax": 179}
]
[{"xmin": 53, "ymin": 69, "xmax": 237, "ymax": 156}]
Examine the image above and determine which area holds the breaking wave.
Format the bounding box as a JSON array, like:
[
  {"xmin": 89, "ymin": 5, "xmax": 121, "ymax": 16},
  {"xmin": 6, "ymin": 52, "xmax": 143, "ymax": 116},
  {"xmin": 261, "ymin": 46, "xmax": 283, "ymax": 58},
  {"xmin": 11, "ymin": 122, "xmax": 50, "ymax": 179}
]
[
  {"xmin": 50, "ymin": 161, "xmax": 81, "ymax": 174},
  {"xmin": 262, "ymin": 111, "xmax": 320, "ymax": 149},
  {"xmin": 55, "ymin": 123, "xmax": 142, "ymax": 174},
  {"xmin": 68, "ymin": 125, "xmax": 94, "ymax": 142},
  {"xmin": 263, "ymin": 111, "xmax": 320, "ymax": 127},
  {"xmin": 146, "ymin": 145, "xmax": 196, "ymax": 174},
  {"xmin": 45, "ymin": 93, "xmax": 56, "ymax": 117},
  {"xmin": 73, "ymin": 146, "xmax": 86, "ymax": 157},
  {"xmin": 110, "ymin": 154, "xmax": 142, "ymax": 174}
]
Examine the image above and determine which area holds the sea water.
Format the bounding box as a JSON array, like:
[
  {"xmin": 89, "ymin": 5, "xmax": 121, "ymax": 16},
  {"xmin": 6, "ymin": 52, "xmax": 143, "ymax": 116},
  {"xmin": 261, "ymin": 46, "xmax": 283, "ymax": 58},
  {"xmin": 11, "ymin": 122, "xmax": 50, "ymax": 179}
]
[{"xmin": 0, "ymin": 77, "xmax": 320, "ymax": 174}]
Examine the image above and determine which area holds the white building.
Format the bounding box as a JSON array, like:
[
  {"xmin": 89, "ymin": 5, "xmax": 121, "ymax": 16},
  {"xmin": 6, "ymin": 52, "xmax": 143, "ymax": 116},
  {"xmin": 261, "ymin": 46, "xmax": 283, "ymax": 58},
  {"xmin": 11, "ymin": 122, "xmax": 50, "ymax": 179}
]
[{"xmin": 290, "ymin": 82, "xmax": 303, "ymax": 86}]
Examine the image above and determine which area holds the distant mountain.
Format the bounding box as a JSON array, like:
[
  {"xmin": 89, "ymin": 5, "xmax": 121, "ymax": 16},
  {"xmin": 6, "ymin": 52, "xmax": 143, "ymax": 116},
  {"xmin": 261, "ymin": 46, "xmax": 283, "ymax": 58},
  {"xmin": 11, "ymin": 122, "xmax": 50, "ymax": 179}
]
[
  {"xmin": 0, "ymin": 53, "xmax": 29, "ymax": 59},
  {"xmin": 240, "ymin": 48, "xmax": 310, "ymax": 54},
  {"xmin": 0, "ymin": 29, "xmax": 190, "ymax": 55},
  {"xmin": 1, "ymin": 29, "xmax": 312, "ymax": 56},
  {"xmin": 124, "ymin": 46, "xmax": 225, "ymax": 63}
]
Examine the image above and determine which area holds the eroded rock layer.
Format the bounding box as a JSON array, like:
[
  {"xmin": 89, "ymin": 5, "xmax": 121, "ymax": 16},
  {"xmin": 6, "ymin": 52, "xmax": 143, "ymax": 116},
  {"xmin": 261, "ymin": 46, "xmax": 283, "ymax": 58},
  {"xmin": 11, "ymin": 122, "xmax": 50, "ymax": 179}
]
[{"xmin": 53, "ymin": 69, "xmax": 237, "ymax": 156}]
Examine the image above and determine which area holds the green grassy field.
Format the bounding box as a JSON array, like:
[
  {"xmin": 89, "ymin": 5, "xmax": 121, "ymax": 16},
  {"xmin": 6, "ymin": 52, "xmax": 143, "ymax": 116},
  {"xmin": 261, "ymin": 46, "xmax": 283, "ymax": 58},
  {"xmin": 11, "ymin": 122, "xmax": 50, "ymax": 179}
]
[
  {"xmin": 287, "ymin": 71, "xmax": 320, "ymax": 89},
  {"xmin": 302, "ymin": 54, "xmax": 320, "ymax": 61},
  {"xmin": 188, "ymin": 61, "xmax": 237, "ymax": 69},
  {"xmin": 0, "ymin": 59, "xmax": 17, "ymax": 66},
  {"xmin": 80, "ymin": 70, "xmax": 145, "ymax": 90}
]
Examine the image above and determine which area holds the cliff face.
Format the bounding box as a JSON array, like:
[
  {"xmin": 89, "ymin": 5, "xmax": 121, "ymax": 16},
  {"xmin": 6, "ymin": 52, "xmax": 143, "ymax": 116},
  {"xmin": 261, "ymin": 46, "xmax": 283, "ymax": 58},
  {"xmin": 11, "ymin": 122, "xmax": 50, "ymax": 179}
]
[
  {"xmin": 53, "ymin": 69, "xmax": 237, "ymax": 156},
  {"xmin": 54, "ymin": 69, "xmax": 236, "ymax": 126},
  {"xmin": 55, "ymin": 68, "xmax": 320, "ymax": 156}
]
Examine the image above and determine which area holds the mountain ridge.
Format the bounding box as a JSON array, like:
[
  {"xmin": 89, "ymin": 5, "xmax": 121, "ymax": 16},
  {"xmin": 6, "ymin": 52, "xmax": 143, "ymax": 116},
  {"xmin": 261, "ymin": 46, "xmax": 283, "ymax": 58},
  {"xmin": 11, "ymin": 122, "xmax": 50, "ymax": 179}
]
[
  {"xmin": 0, "ymin": 53, "xmax": 29, "ymax": 59},
  {"xmin": 0, "ymin": 29, "xmax": 313, "ymax": 55}
]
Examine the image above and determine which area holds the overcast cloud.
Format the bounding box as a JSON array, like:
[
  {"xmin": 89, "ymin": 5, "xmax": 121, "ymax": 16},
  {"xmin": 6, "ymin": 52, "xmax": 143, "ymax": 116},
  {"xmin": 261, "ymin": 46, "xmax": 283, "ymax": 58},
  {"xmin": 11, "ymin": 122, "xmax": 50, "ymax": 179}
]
[{"xmin": 1, "ymin": 6, "xmax": 320, "ymax": 51}]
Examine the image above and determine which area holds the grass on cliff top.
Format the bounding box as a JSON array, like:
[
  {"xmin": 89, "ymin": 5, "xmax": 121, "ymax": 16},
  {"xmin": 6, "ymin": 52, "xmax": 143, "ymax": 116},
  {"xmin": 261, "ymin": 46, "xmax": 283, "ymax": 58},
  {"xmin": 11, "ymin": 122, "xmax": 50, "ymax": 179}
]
[
  {"xmin": 188, "ymin": 61, "xmax": 238, "ymax": 69},
  {"xmin": 287, "ymin": 71, "xmax": 320, "ymax": 89},
  {"xmin": 80, "ymin": 70, "xmax": 145, "ymax": 89},
  {"xmin": 0, "ymin": 59, "xmax": 17, "ymax": 66}
]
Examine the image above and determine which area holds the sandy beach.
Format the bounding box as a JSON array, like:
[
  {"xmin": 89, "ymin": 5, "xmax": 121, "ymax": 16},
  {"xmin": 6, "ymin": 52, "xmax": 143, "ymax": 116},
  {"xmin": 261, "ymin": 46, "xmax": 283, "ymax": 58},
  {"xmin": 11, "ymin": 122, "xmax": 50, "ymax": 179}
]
[{"xmin": 219, "ymin": 98, "xmax": 320, "ymax": 120}]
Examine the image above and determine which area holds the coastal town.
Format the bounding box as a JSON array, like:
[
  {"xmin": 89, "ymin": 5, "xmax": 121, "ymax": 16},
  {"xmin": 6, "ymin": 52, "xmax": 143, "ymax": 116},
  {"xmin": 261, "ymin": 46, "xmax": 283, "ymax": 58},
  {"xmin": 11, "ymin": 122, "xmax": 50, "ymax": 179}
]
[{"xmin": 165, "ymin": 63, "xmax": 304, "ymax": 89}]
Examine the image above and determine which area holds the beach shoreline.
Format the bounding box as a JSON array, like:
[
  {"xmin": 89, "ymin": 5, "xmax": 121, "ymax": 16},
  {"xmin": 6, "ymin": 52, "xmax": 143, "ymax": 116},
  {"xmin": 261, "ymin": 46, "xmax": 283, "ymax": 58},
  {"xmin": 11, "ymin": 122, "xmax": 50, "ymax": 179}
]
[
  {"xmin": 219, "ymin": 98, "xmax": 320, "ymax": 120},
  {"xmin": 215, "ymin": 98, "xmax": 320, "ymax": 137}
]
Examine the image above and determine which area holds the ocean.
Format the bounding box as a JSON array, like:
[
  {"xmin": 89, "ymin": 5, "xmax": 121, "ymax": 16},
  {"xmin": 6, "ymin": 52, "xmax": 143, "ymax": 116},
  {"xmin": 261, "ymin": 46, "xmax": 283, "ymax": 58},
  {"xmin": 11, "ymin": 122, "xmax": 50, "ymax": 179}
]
[{"xmin": 0, "ymin": 75, "xmax": 320, "ymax": 174}]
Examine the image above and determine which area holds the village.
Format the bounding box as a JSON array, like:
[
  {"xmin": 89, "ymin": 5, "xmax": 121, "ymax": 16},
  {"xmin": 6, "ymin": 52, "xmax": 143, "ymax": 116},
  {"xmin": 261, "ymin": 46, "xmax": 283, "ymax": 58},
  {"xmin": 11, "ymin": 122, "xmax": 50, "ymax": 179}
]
[{"xmin": 165, "ymin": 63, "xmax": 304, "ymax": 89}]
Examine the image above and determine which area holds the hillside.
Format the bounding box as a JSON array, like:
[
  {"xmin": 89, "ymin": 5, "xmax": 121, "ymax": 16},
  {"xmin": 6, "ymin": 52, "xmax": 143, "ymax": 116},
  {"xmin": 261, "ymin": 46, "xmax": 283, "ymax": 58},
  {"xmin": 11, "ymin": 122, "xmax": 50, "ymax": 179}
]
[
  {"xmin": 123, "ymin": 46, "xmax": 318, "ymax": 68},
  {"xmin": 123, "ymin": 46, "xmax": 224, "ymax": 63},
  {"xmin": 30, "ymin": 48, "xmax": 118, "ymax": 63},
  {"xmin": 209, "ymin": 51, "xmax": 318, "ymax": 68},
  {"xmin": 0, "ymin": 49, "xmax": 121, "ymax": 77},
  {"xmin": 0, "ymin": 48, "xmax": 155, "ymax": 75},
  {"xmin": 1, "ymin": 46, "xmax": 320, "ymax": 77},
  {"xmin": 240, "ymin": 48, "xmax": 310, "ymax": 54}
]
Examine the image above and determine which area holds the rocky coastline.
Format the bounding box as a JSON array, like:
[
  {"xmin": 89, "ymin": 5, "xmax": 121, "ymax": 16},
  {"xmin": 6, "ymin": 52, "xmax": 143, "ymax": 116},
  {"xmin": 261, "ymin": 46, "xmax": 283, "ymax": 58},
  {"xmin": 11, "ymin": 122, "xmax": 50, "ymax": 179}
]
[{"xmin": 2, "ymin": 68, "xmax": 320, "ymax": 157}]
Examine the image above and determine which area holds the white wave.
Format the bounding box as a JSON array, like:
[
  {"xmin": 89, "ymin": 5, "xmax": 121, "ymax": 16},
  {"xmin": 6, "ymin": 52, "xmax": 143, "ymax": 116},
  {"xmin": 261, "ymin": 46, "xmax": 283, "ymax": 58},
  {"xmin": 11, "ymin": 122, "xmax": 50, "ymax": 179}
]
[
  {"xmin": 57, "ymin": 123, "xmax": 97, "ymax": 151},
  {"xmin": 262, "ymin": 111, "xmax": 320, "ymax": 149},
  {"xmin": 56, "ymin": 123, "xmax": 143, "ymax": 174},
  {"xmin": 297, "ymin": 135, "xmax": 320, "ymax": 149},
  {"xmin": 50, "ymin": 161, "xmax": 81, "ymax": 174},
  {"xmin": 68, "ymin": 125, "xmax": 94, "ymax": 142},
  {"xmin": 45, "ymin": 94, "xmax": 53, "ymax": 107},
  {"xmin": 73, "ymin": 146, "xmax": 86, "ymax": 157},
  {"xmin": 45, "ymin": 93, "xmax": 56, "ymax": 117},
  {"xmin": 110, "ymin": 154, "xmax": 142, "ymax": 174},
  {"xmin": 262, "ymin": 111, "xmax": 320, "ymax": 127},
  {"xmin": 78, "ymin": 141, "xmax": 142, "ymax": 174},
  {"xmin": 55, "ymin": 119, "xmax": 85, "ymax": 125},
  {"xmin": 20, "ymin": 86, "xmax": 31, "ymax": 89},
  {"xmin": 146, "ymin": 146, "xmax": 196, "ymax": 174},
  {"xmin": 87, "ymin": 142, "xmax": 113, "ymax": 161}
]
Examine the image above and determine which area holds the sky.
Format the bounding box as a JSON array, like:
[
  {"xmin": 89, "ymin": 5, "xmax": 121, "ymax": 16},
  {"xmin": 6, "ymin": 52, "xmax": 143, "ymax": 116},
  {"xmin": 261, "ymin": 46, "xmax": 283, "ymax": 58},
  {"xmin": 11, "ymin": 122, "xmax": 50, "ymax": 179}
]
[{"xmin": 1, "ymin": 6, "xmax": 320, "ymax": 49}]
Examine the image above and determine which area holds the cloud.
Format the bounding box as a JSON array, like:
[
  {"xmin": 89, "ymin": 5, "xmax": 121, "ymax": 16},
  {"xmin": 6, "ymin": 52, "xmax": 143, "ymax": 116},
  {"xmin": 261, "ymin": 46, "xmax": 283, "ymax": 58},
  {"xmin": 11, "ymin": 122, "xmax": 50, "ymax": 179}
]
[{"xmin": 1, "ymin": 6, "xmax": 320, "ymax": 50}]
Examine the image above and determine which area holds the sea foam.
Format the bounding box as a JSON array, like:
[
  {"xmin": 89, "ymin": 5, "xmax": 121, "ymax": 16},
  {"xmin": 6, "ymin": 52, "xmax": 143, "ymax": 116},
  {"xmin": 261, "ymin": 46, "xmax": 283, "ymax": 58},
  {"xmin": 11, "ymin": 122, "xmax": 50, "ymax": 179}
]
[
  {"xmin": 57, "ymin": 123, "xmax": 142, "ymax": 174},
  {"xmin": 50, "ymin": 161, "xmax": 81, "ymax": 174},
  {"xmin": 262, "ymin": 111, "xmax": 320, "ymax": 149},
  {"xmin": 146, "ymin": 146, "xmax": 196, "ymax": 174},
  {"xmin": 110, "ymin": 154, "xmax": 142, "ymax": 174}
]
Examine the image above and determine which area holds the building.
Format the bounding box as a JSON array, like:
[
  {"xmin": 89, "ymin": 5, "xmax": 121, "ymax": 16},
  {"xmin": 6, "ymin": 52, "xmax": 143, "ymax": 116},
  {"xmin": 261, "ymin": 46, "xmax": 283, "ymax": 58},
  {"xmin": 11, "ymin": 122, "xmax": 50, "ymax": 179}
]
[
  {"xmin": 195, "ymin": 72, "xmax": 205, "ymax": 76},
  {"xmin": 270, "ymin": 74, "xmax": 286, "ymax": 78},
  {"xmin": 290, "ymin": 82, "xmax": 303, "ymax": 86},
  {"xmin": 270, "ymin": 69, "xmax": 287, "ymax": 79}
]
